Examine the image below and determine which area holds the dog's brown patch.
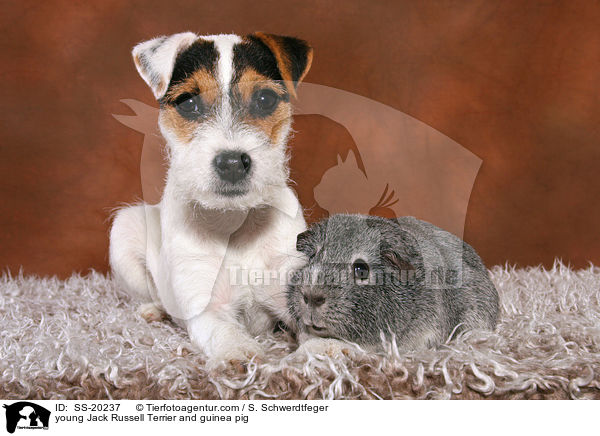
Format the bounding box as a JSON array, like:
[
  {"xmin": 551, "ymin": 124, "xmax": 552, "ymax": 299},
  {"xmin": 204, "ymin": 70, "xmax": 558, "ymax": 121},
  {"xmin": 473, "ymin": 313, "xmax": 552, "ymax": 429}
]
[
  {"xmin": 164, "ymin": 69, "xmax": 220, "ymax": 106},
  {"xmin": 160, "ymin": 69, "xmax": 220, "ymax": 143},
  {"xmin": 159, "ymin": 106, "xmax": 197, "ymax": 143},
  {"xmin": 235, "ymin": 68, "xmax": 292, "ymax": 145}
]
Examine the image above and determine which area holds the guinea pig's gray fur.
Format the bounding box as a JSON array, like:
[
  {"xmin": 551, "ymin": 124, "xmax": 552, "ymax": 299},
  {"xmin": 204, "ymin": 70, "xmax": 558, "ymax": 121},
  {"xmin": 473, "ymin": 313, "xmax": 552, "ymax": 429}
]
[{"xmin": 287, "ymin": 214, "xmax": 499, "ymax": 351}]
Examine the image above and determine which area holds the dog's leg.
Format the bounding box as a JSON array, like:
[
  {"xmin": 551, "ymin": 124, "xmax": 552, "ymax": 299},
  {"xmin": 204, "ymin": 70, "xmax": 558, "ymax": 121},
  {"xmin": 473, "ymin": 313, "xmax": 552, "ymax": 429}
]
[
  {"xmin": 180, "ymin": 264, "xmax": 262, "ymax": 368},
  {"xmin": 187, "ymin": 310, "xmax": 264, "ymax": 369},
  {"xmin": 109, "ymin": 203, "xmax": 165, "ymax": 321},
  {"xmin": 244, "ymin": 304, "xmax": 277, "ymax": 337}
]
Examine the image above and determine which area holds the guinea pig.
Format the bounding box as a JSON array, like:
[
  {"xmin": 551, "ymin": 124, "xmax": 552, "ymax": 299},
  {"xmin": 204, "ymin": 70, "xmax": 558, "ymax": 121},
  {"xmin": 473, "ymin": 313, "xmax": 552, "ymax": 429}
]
[{"xmin": 286, "ymin": 214, "xmax": 499, "ymax": 352}]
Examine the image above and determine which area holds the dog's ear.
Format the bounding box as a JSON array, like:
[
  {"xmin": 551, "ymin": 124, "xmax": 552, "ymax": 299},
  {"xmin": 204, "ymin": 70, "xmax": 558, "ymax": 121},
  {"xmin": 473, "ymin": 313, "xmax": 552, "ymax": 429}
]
[
  {"xmin": 132, "ymin": 32, "xmax": 198, "ymax": 99},
  {"xmin": 253, "ymin": 32, "xmax": 313, "ymax": 97}
]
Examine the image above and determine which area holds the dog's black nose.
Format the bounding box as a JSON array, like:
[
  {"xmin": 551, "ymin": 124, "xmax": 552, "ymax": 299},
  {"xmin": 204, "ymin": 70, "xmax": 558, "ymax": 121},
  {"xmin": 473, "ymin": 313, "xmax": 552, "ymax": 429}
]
[{"xmin": 213, "ymin": 151, "xmax": 251, "ymax": 184}]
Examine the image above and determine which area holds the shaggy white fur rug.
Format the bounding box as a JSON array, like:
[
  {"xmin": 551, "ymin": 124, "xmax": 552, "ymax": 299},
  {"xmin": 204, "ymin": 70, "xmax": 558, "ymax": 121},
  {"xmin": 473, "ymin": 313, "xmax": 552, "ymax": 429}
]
[{"xmin": 1, "ymin": 262, "xmax": 599, "ymax": 399}]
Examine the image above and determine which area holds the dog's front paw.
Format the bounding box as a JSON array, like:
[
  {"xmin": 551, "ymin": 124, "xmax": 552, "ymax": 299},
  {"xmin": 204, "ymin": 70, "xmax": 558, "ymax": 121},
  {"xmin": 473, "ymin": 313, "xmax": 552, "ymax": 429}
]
[
  {"xmin": 205, "ymin": 339, "xmax": 264, "ymax": 371},
  {"xmin": 187, "ymin": 312, "xmax": 266, "ymax": 371},
  {"xmin": 138, "ymin": 302, "xmax": 166, "ymax": 322}
]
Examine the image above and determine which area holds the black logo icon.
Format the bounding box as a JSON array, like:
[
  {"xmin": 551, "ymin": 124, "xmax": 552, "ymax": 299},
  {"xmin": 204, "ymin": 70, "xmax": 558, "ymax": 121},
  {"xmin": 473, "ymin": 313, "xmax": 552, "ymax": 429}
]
[{"xmin": 3, "ymin": 402, "xmax": 50, "ymax": 433}]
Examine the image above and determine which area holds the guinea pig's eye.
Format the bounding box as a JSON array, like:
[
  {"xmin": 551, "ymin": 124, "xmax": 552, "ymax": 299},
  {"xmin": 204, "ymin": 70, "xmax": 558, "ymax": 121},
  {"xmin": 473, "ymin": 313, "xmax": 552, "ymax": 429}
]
[
  {"xmin": 174, "ymin": 93, "xmax": 205, "ymax": 120},
  {"xmin": 250, "ymin": 89, "xmax": 280, "ymax": 117},
  {"xmin": 353, "ymin": 259, "xmax": 370, "ymax": 282}
]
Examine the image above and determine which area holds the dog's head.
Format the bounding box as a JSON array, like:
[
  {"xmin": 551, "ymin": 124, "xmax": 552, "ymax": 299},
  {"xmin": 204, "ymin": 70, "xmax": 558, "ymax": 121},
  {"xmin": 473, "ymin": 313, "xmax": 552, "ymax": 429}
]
[{"xmin": 131, "ymin": 32, "xmax": 312, "ymax": 210}]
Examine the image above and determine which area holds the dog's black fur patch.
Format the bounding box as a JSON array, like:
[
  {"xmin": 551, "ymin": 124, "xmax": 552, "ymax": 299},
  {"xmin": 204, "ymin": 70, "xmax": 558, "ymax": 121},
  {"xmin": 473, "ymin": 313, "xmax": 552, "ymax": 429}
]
[
  {"xmin": 233, "ymin": 36, "xmax": 284, "ymax": 85},
  {"xmin": 166, "ymin": 40, "xmax": 218, "ymax": 93}
]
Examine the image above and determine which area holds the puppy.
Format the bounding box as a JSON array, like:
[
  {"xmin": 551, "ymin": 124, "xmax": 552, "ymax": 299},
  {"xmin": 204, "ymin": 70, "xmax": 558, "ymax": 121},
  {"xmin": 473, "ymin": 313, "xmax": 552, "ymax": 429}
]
[{"xmin": 109, "ymin": 32, "xmax": 312, "ymax": 368}]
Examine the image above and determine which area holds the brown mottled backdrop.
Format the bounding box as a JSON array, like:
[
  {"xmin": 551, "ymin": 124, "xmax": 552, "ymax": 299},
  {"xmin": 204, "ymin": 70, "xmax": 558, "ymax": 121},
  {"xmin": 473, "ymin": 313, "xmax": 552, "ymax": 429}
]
[{"xmin": 1, "ymin": 0, "xmax": 599, "ymax": 277}]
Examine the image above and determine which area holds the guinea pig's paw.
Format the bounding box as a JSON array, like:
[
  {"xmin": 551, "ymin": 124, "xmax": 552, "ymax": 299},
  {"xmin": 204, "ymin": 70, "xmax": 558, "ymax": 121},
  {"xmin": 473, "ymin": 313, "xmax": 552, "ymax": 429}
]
[
  {"xmin": 137, "ymin": 302, "xmax": 166, "ymax": 322},
  {"xmin": 293, "ymin": 337, "xmax": 355, "ymax": 361}
]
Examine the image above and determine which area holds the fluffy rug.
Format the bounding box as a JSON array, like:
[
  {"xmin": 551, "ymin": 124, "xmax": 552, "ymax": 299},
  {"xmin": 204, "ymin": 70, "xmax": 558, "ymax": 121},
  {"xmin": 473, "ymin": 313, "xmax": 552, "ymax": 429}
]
[{"xmin": 1, "ymin": 262, "xmax": 599, "ymax": 400}]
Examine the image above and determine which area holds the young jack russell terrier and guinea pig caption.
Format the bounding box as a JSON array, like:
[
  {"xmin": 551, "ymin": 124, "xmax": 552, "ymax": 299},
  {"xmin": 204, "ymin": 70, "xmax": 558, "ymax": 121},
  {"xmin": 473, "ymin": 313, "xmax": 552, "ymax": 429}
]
[{"xmin": 110, "ymin": 32, "xmax": 498, "ymax": 368}]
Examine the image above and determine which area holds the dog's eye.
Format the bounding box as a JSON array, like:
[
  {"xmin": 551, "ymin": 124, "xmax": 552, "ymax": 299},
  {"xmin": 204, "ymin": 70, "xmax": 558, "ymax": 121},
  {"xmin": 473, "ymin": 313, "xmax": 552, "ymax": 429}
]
[
  {"xmin": 250, "ymin": 89, "xmax": 279, "ymax": 117},
  {"xmin": 353, "ymin": 259, "xmax": 370, "ymax": 282},
  {"xmin": 175, "ymin": 93, "xmax": 204, "ymax": 120}
]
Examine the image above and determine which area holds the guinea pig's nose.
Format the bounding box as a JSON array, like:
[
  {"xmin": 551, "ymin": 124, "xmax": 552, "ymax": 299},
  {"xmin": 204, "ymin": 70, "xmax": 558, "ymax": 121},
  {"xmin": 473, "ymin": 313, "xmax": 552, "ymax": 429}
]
[{"xmin": 302, "ymin": 293, "xmax": 326, "ymax": 307}]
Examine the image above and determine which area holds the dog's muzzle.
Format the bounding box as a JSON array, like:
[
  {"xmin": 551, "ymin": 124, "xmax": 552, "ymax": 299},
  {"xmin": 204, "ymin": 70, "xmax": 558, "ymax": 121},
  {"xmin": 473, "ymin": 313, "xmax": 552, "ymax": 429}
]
[{"xmin": 213, "ymin": 150, "xmax": 252, "ymax": 186}]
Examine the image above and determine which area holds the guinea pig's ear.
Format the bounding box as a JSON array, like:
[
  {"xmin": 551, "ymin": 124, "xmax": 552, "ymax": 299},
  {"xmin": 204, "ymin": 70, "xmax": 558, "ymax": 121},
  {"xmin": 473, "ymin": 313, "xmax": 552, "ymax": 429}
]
[
  {"xmin": 296, "ymin": 229, "xmax": 317, "ymax": 258},
  {"xmin": 382, "ymin": 249, "xmax": 415, "ymax": 272},
  {"xmin": 380, "ymin": 226, "xmax": 420, "ymax": 273},
  {"xmin": 132, "ymin": 32, "xmax": 198, "ymax": 99}
]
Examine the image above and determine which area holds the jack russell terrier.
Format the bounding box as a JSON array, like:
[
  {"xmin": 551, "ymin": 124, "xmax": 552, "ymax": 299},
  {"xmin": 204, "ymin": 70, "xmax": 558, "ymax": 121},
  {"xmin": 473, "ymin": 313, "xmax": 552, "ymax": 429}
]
[{"xmin": 109, "ymin": 32, "xmax": 312, "ymax": 368}]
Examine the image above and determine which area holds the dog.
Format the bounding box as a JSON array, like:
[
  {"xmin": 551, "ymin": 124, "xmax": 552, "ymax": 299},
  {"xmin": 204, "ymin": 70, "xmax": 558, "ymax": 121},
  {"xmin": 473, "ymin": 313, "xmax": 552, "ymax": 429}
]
[{"xmin": 109, "ymin": 32, "xmax": 312, "ymax": 368}]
